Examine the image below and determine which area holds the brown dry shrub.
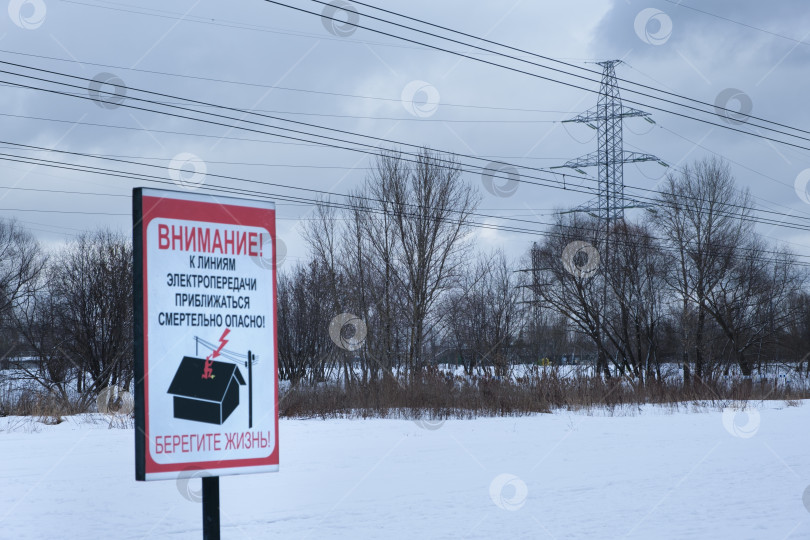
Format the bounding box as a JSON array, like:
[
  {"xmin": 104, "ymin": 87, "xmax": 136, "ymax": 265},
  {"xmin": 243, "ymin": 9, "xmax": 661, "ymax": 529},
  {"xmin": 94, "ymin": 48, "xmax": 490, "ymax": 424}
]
[{"xmin": 279, "ymin": 368, "xmax": 810, "ymax": 419}]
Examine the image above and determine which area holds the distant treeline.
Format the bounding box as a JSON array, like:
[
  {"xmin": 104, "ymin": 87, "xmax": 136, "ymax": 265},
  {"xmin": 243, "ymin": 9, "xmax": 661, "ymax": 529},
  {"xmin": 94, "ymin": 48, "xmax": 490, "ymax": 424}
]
[
  {"xmin": 278, "ymin": 151, "xmax": 810, "ymax": 386},
  {"xmin": 0, "ymin": 150, "xmax": 809, "ymax": 416}
]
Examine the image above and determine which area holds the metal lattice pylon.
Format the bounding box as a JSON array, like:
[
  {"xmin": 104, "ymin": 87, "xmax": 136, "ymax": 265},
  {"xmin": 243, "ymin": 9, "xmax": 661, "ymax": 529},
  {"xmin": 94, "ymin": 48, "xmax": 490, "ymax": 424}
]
[
  {"xmin": 553, "ymin": 60, "xmax": 666, "ymax": 226},
  {"xmin": 549, "ymin": 60, "xmax": 667, "ymax": 376}
]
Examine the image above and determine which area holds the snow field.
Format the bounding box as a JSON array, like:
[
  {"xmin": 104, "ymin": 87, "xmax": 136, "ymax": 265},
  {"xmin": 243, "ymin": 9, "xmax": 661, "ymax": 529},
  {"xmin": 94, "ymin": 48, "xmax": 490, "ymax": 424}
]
[{"xmin": 1, "ymin": 403, "xmax": 809, "ymax": 539}]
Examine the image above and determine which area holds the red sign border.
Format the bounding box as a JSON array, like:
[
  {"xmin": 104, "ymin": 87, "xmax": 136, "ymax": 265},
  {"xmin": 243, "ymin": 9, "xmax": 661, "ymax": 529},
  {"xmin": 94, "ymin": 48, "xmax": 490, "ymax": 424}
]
[{"xmin": 134, "ymin": 188, "xmax": 279, "ymax": 481}]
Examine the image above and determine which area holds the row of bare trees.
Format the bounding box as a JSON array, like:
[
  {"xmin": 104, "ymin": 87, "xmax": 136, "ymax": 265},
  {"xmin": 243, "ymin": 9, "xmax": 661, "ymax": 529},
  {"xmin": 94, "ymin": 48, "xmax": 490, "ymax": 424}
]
[
  {"xmin": 1, "ymin": 150, "xmax": 807, "ymax": 403},
  {"xmin": 531, "ymin": 158, "xmax": 806, "ymax": 383},
  {"xmin": 282, "ymin": 148, "xmax": 481, "ymax": 384},
  {"xmin": 0, "ymin": 227, "xmax": 132, "ymax": 409},
  {"xmin": 281, "ymin": 153, "xmax": 810, "ymax": 385}
]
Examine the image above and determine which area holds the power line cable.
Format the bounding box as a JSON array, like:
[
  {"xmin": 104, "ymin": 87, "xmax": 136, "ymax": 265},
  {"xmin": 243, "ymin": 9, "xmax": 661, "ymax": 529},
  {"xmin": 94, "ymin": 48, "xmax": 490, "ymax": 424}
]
[
  {"xmin": 342, "ymin": 0, "xmax": 810, "ymax": 134},
  {"xmin": 0, "ymin": 70, "xmax": 604, "ymax": 204},
  {"xmin": 8, "ymin": 137, "xmax": 810, "ymax": 230},
  {"xmin": 3, "ymin": 59, "xmax": 810, "ymax": 233},
  {"xmin": 0, "ymin": 61, "xmax": 591, "ymax": 190},
  {"xmin": 4, "ymin": 84, "xmax": 807, "ymax": 229},
  {"xmin": 3, "ymin": 74, "xmax": 809, "ymax": 235},
  {"xmin": 53, "ymin": 1, "xmax": 810, "ymax": 147},
  {"xmin": 0, "ymin": 46, "xmax": 574, "ymax": 114},
  {"xmin": 4, "ymin": 144, "xmax": 809, "ymax": 267},
  {"xmin": 662, "ymin": 0, "xmax": 810, "ymax": 47},
  {"xmin": 2, "ymin": 61, "xmax": 806, "ymax": 229},
  {"xmin": 0, "ymin": 146, "xmax": 586, "ymax": 232},
  {"xmin": 268, "ymin": 0, "xmax": 810, "ymax": 151}
]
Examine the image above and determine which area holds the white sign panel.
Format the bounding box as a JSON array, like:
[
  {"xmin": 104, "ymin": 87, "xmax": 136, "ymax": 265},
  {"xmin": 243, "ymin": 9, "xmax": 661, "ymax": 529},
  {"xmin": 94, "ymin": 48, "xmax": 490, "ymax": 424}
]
[{"xmin": 134, "ymin": 188, "xmax": 279, "ymax": 481}]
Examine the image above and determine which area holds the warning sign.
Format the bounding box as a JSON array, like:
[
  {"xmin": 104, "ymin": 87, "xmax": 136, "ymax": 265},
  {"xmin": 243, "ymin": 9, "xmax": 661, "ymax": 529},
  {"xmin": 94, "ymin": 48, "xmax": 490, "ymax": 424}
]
[{"xmin": 133, "ymin": 188, "xmax": 279, "ymax": 481}]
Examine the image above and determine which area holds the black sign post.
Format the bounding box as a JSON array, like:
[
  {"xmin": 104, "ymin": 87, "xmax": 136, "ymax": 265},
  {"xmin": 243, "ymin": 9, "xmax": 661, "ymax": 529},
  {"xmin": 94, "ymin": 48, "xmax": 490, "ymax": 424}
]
[
  {"xmin": 202, "ymin": 476, "xmax": 220, "ymax": 540},
  {"xmin": 248, "ymin": 350, "xmax": 253, "ymax": 429}
]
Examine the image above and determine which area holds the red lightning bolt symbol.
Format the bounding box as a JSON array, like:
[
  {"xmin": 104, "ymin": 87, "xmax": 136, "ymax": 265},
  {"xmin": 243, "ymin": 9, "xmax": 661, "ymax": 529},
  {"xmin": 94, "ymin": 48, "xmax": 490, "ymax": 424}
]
[
  {"xmin": 202, "ymin": 328, "xmax": 230, "ymax": 379},
  {"xmin": 210, "ymin": 328, "xmax": 230, "ymax": 359}
]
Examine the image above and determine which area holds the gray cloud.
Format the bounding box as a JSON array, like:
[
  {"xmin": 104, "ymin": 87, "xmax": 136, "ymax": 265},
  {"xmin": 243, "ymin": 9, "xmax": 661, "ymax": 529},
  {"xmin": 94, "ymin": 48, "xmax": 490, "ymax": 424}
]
[{"xmin": 0, "ymin": 0, "xmax": 807, "ymax": 261}]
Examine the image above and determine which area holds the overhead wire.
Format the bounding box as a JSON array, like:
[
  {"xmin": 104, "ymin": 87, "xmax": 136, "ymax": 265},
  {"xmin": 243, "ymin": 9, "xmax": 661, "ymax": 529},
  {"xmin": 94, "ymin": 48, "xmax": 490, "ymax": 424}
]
[
  {"xmin": 2, "ymin": 143, "xmax": 809, "ymax": 269},
  {"xmin": 0, "ymin": 83, "xmax": 808, "ymax": 244},
  {"xmin": 269, "ymin": 0, "xmax": 810, "ymax": 148},
  {"xmin": 2, "ymin": 61, "xmax": 810, "ymax": 233},
  {"xmin": 2, "ymin": 77, "xmax": 807, "ymax": 231},
  {"xmin": 662, "ymin": 0, "xmax": 810, "ymax": 47},
  {"xmin": 0, "ymin": 60, "xmax": 592, "ymax": 193},
  {"xmin": 60, "ymin": 0, "xmax": 810, "ymax": 139},
  {"xmin": 0, "ymin": 46, "xmax": 576, "ymax": 114},
  {"xmin": 45, "ymin": 2, "xmax": 810, "ymax": 197},
  {"xmin": 342, "ymin": 0, "xmax": 810, "ymax": 138}
]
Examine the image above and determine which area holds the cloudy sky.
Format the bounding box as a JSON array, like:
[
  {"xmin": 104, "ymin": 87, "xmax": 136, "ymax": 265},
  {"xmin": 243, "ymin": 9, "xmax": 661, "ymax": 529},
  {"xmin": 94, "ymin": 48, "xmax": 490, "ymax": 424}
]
[{"xmin": 2, "ymin": 0, "xmax": 810, "ymax": 266}]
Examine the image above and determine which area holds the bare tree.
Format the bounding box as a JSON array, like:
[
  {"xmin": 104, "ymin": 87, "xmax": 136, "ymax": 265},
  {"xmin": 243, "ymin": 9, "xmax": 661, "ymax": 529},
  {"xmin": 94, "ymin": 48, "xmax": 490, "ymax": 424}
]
[
  {"xmin": 48, "ymin": 229, "xmax": 133, "ymax": 398},
  {"xmin": 302, "ymin": 202, "xmax": 356, "ymax": 383},
  {"xmin": 440, "ymin": 250, "xmax": 523, "ymax": 375},
  {"xmin": 704, "ymin": 238, "xmax": 805, "ymax": 376},
  {"xmin": 349, "ymin": 163, "xmax": 409, "ymax": 378},
  {"xmin": 0, "ymin": 221, "xmax": 71, "ymax": 400},
  {"xmin": 277, "ymin": 260, "xmax": 337, "ymax": 383},
  {"xmin": 13, "ymin": 284, "xmax": 82, "ymax": 407},
  {"xmin": 336, "ymin": 149, "xmax": 480, "ymax": 377},
  {"xmin": 0, "ymin": 219, "xmax": 46, "ymax": 324},
  {"xmin": 530, "ymin": 213, "xmax": 611, "ymax": 376},
  {"xmin": 785, "ymin": 292, "xmax": 810, "ymax": 373},
  {"xmin": 603, "ymin": 220, "xmax": 668, "ymax": 383},
  {"xmin": 650, "ymin": 158, "xmax": 752, "ymax": 383},
  {"xmin": 382, "ymin": 149, "xmax": 479, "ymax": 374}
]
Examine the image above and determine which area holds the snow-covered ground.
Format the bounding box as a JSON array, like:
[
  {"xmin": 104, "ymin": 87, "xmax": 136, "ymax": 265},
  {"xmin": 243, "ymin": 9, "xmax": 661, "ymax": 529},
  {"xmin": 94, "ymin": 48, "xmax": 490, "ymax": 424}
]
[{"xmin": 1, "ymin": 403, "xmax": 809, "ymax": 539}]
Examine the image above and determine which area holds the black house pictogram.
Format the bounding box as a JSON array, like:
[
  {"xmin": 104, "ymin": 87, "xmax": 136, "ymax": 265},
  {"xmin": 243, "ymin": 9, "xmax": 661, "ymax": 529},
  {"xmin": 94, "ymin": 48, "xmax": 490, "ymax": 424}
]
[{"xmin": 167, "ymin": 356, "xmax": 246, "ymax": 425}]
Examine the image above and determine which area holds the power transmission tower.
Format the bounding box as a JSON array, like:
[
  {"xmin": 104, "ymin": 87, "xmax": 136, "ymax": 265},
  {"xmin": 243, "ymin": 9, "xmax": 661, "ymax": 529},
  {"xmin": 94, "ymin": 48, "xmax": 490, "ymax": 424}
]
[
  {"xmin": 553, "ymin": 60, "xmax": 666, "ymax": 224},
  {"xmin": 549, "ymin": 59, "xmax": 666, "ymax": 376}
]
